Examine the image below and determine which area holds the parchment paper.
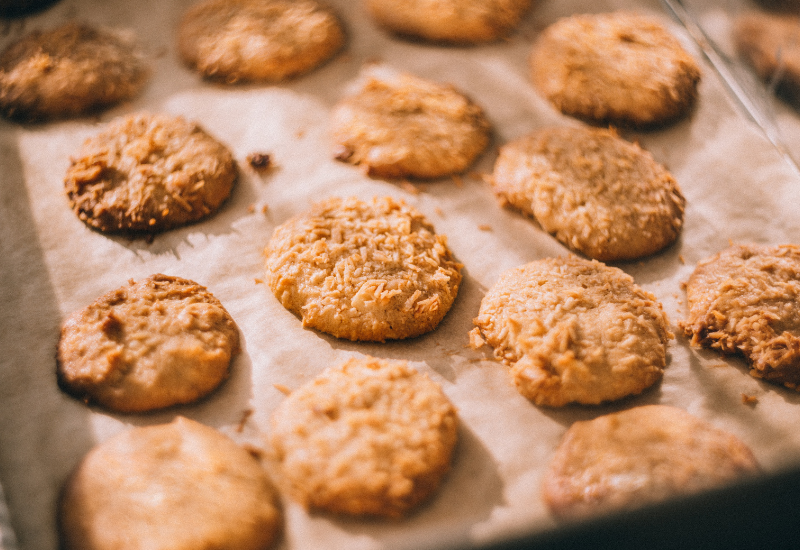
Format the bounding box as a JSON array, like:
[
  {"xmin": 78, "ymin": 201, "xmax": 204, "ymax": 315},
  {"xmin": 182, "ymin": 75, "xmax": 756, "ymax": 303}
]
[{"xmin": 2, "ymin": 1, "xmax": 800, "ymax": 549}]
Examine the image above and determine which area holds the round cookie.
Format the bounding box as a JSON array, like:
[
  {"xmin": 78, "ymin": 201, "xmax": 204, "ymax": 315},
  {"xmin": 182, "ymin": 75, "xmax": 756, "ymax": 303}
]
[
  {"xmin": 57, "ymin": 274, "xmax": 240, "ymax": 413},
  {"xmin": 491, "ymin": 126, "xmax": 685, "ymax": 261},
  {"xmin": 178, "ymin": 0, "xmax": 345, "ymax": 83},
  {"xmin": 542, "ymin": 405, "xmax": 760, "ymax": 520},
  {"xmin": 65, "ymin": 112, "xmax": 237, "ymax": 234},
  {"xmin": 59, "ymin": 417, "xmax": 282, "ymax": 550},
  {"xmin": 0, "ymin": 22, "xmax": 149, "ymax": 122},
  {"xmin": 264, "ymin": 196, "xmax": 463, "ymax": 342},
  {"xmin": 269, "ymin": 356, "xmax": 458, "ymax": 518},
  {"xmin": 364, "ymin": 0, "xmax": 532, "ymax": 44},
  {"xmin": 331, "ymin": 67, "xmax": 491, "ymax": 179},
  {"xmin": 472, "ymin": 257, "xmax": 671, "ymax": 406},
  {"xmin": 530, "ymin": 11, "xmax": 701, "ymax": 127},
  {"xmin": 734, "ymin": 12, "xmax": 800, "ymax": 102},
  {"xmin": 680, "ymin": 243, "xmax": 800, "ymax": 390}
]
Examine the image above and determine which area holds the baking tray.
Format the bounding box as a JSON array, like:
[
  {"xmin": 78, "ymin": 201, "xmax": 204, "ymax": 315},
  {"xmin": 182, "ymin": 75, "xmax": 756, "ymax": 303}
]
[{"xmin": 2, "ymin": 0, "xmax": 800, "ymax": 549}]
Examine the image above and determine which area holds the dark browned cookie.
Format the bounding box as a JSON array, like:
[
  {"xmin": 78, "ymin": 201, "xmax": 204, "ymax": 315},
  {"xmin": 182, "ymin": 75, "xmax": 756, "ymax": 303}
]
[
  {"xmin": 491, "ymin": 126, "xmax": 685, "ymax": 261},
  {"xmin": 530, "ymin": 11, "xmax": 701, "ymax": 127},
  {"xmin": 65, "ymin": 112, "xmax": 237, "ymax": 234},
  {"xmin": 542, "ymin": 405, "xmax": 760, "ymax": 520},
  {"xmin": 0, "ymin": 22, "xmax": 149, "ymax": 121},
  {"xmin": 59, "ymin": 417, "xmax": 282, "ymax": 550},
  {"xmin": 178, "ymin": 0, "xmax": 345, "ymax": 83},
  {"xmin": 681, "ymin": 243, "xmax": 800, "ymax": 390},
  {"xmin": 364, "ymin": 0, "xmax": 532, "ymax": 44},
  {"xmin": 57, "ymin": 274, "xmax": 240, "ymax": 413}
]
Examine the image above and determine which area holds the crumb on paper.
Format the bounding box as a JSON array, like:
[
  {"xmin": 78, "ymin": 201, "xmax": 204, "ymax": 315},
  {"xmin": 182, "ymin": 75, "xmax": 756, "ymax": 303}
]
[
  {"xmin": 247, "ymin": 203, "xmax": 256, "ymax": 213},
  {"xmin": 468, "ymin": 327, "xmax": 486, "ymax": 350},
  {"xmin": 399, "ymin": 181, "xmax": 421, "ymax": 195},
  {"xmin": 434, "ymin": 207, "xmax": 444, "ymax": 217},
  {"xmin": 242, "ymin": 443, "xmax": 265, "ymax": 460},
  {"xmin": 295, "ymin": 129, "xmax": 305, "ymax": 138},
  {"xmin": 273, "ymin": 383, "xmax": 292, "ymax": 396},
  {"xmin": 255, "ymin": 278, "xmax": 264, "ymax": 285},
  {"xmin": 478, "ymin": 224, "xmax": 492, "ymax": 231},
  {"xmin": 679, "ymin": 254, "xmax": 686, "ymax": 264},
  {"xmin": 235, "ymin": 408, "xmax": 254, "ymax": 433},
  {"xmin": 452, "ymin": 174, "xmax": 464, "ymax": 187},
  {"xmin": 710, "ymin": 362, "xmax": 728, "ymax": 369},
  {"xmin": 741, "ymin": 393, "xmax": 759, "ymax": 406},
  {"xmin": 246, "ymin": 152, "xmax": 273, "ymax": 171}
]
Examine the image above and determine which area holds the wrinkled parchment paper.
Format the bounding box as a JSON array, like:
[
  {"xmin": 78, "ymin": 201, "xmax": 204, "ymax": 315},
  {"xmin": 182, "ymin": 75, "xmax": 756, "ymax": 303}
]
[{"xmin": 2, "ymin": 1, "xmax": 800, "ymax": 549}]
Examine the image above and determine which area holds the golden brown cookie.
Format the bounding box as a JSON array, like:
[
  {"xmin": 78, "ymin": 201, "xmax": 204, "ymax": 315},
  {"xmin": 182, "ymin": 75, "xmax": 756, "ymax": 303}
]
[
  {"xmin": 542, "ymin": 405, "xmax": 760, "ymax": 520},
  {"xmin": 530, "ymin": 12, "xmax": 701, "ymax": 127},
  {"xmin": 57, "ymin": 274, "xmax": 240, "ymax": 413},
  {"xmin": 491, "ymin": 126, "xmax": 685, "ymax": 261},
  {"xmin": 331, "ymin": 67, "xmax": 491, "ymax": 179},
  {"xmin": 269, "ymin": 356, "xmax": 458, "ymax": 518},
  {"xmin": 364, "ymin": 0, "xmax": 532, "ymax": 44},
  {"xmin": 65, "ymin": 112, "xmax": 237, "ymax": 234},
  {"xmin": 734, "ymin": 12, "xmax": 800, "ymax": 102},
  {"xmin": 59, "ymin": 417, "xmax": 282, "ymax": 550},
  {"xmin": 264, "ymin": 196, "xmax": 463, "ymax": 342},
  {"xmin": 681, "ymin": 244, "xmax": 800, "ymax": 390},
  {"xmin": 472, "ymin": 257, "xmax": 671, "ymax": 406},
  {"xmin": 178, "ymin": 0, "xmax": 345, "ymax": 83},
  {"xmin": 0, "ymin": 22, "xmax": 149, "ymax": 122}
]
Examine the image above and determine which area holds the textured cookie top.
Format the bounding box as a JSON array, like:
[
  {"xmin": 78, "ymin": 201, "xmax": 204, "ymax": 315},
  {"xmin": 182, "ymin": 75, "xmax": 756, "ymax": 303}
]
[
  {"xmin": 331, "ymin": 68, "xmax": 491, "ymax": 179},
  {"xmin": 530, "ymin": 11, "xmax": 701, "ymax": 127},
  {"xmin": 65, "ymin": 112, "xmax": 237, "ymax": 234},
  {"xmin": 59, "ymin": 417, "xmax": 282, "ymax": 550},
  {"xmin": 542, "ymin": 405, "xmax": 760, "ymax": 520},
  {"xmin": 269, "ymin": 356, "xmax": 458, "ymax": 518},
  {"xmin": 681, "ymin": 244, "xmax": 800, "ymax": 390},
  {"xmin": 0, "ymin": 22, "xmax": 149, "ymax": 121},
  {"xmin": 178, "ymin": 0, "xmax": 345, "ymax": 83},
  {"xmin": 265, "ymin": 196, "xmax": 463, "ymax": 341},
  {"xmin": 57, "ymin": 274, "xmax": 240, "ymax": 413},
  {"xmin": 473, "ymin": 257, "xmax": 671, "ymax": 406},
  {"xmin": 364, "ymin": 0, "xmax": 532, "ymax": 44},
  {"xmin": 491, "ymin": 126, "xmax": 685, "ymax": 261},
  {"xmin": 734, "ymin": 12, "xmax": 800, "ymax": 96}
]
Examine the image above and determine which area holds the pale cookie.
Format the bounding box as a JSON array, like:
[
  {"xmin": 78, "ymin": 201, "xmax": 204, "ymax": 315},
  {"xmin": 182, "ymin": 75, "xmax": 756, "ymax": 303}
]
[
  {"xmin": 542, "ymin": 405, "xmax": 760, "ymax": 520},
  {"xmin": 59, "ymin": 417, "xmax": 282, "ymax": 550},
  {"xmin": 364, "ymin": 0, "xmax": 532, "ymax": 44},
  {"xmin": 530, "ymin": 12, "xmax": 701, "ymax": 127},
  {"xmin": 178, "ymin": 0, "xmax": 345, "ymax": 83},
  {"xmin": 734, "ymin": 12, "xmax": 800, "ymax": 102},
  {"xmin": 472, "ymin": 257, "xmax": 671, "ymax": 406},
  {"xmin": 57, "ymin": 274, "xmax": 240, "ymax": 413},
  {"xmin": 680, "ymin": 243, "xmax": 800, "ymax": 390},
  {"xmin": 491, "ymin": 126, "xmax": 685, "ymax": 261},
  {"xmin": 0, "ymin": 22, "xmax": 149, "ymax": 121},
  {"xmin": 331, "ymin": 67, "xmax": 491, "ymax": 179},
  {"xmin": 65, "ymin": 112, "xmax": 237, "ymax": 234},
  {"xmin": 264, "ymin": 196, "xmax": 462, "ymax": 342},
  {"xmin": 269, "ymin": 356, "xmax": 458, "ymax": 518}
]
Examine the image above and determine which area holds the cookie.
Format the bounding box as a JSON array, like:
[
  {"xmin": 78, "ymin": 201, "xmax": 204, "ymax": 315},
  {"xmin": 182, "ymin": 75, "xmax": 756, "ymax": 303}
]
[
  {"xmin": 491, "ymin": 126, "xmax": 685, "ymax": 261},
  {"xmin": 542, "ymin": 405, "xmax": 760, "ymax": 520},
  {"xmin": 680, "ymin": 244, "xmax": 800, "ymax": 390},
  {"xmin": 472, "ymin": 257, "xmax": 671, "ymax": 406},
  {"xmin": 269, "ymin": 356, "xmax": 458, "ymax": 518},
  {"xmin": 59, "ymin": 417, "xmax": 282, "ymax": 550},
  {"xmin": 65, "ymin": 112, "xmax": 237, "ymax": 234},
  {"xmin": 57, "ymin": 274, "xmax": 240, "ymax": 413},
  {"xmin": 0, "ymin": 22, "xmax": 149, "ymax": 122},
  {"xmin": 264, "ymin": 196, "xmax": 463, "ymax": 342},
  {"xmin": 734, "ymin": 12, "xmax": 800, "ymax": 103},
  {"xmin": 178, "ymin": 0, "xmax": 345, "ymax": 83},
  {"xmin": 364, "ymin": 0, "xmax": 532, "ymax": 44},
  {"xmin": 331, "ymin": 67, "xmax": 491, "ymax": 179},
  {"xmin": 530, "ymin": 12, "xmax": 701, "ymax": 127}
]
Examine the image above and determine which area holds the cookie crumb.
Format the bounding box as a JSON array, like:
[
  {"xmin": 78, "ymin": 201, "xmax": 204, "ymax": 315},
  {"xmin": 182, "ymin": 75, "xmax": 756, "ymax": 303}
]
[
  {"xmin": 399, "ymin": 181, "xmax": 421, "ymax": 195},
  {"xmin": 478, "ymin": 224, "xmax": 492, "ymax": 231},
  {"xmin": 741, "ymin": 393, "xmax": 759, "ymax": 406},
  {"xmin": 679, "ymin": 254, "xmax": 686, "ymax": 264},
  {"xmin": 273, "ymin": 383, "xmax": 292, "ymax": 396},
  {"xmin": 235, "ymin": 408, "xmax": 254, "ymax": 433},
  {"xmin": 468, "ymin": 327, "xmax": 485, "ymax": 349},
  {"xmin": 246, "ymin": 152, "xmax": 272, "ymax": 170},
  {"xmin": 254, "ymin": 278, "xmax": 264, "ymax": 285}
]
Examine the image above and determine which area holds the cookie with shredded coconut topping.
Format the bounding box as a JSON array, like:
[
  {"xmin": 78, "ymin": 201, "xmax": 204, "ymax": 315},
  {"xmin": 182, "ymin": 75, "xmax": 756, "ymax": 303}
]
[
  {"xmin": 491, "ymin": 126, "xmax": 685, "ymax": 261},
  {"xmin": 57, "ymin": 274, "xmax": 240, "ymax": 413},
  {"xmin": 269, "ymin": 356, "xmax": 458, "ymax": 518},
  {"xmin": 264, "ymin": 196, "xmax": 462, "ymax": 341},
  {"xmin": 681, "ymin": 243, "xmax": 800, "ymax": 390},
  {"xmin": 64, "ymin": 112, "xmax": 237, "ymax": 234},
  {"xmin": 530, "ymin": 11, "xmax": 701, "ymax": 127},
  {"xmin": 331, "ymin": 67, "xmax": 491, "ymax": 179},
  {"xmin": 364, "ymin": 0, "xmax": 532, "ymax": 44},
  {"xmin": 472, "ymin": 256, "xmax": 671, "ymax": 406},
  {"xmin": 0, "ymin": 22, "xmax": 149, "ymax": 121},
  {"xmin": 178, "ymin": 0, "xmax": 345, "ymax": 83}
]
